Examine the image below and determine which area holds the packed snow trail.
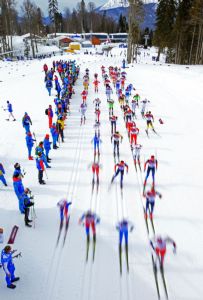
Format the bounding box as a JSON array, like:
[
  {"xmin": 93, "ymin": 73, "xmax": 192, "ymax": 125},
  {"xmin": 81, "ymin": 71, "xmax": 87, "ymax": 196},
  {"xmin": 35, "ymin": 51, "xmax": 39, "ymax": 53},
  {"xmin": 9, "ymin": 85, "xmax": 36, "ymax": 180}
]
[{"xmin": 1, "ymin": 50, "xmax": 203, "ymax": 300}]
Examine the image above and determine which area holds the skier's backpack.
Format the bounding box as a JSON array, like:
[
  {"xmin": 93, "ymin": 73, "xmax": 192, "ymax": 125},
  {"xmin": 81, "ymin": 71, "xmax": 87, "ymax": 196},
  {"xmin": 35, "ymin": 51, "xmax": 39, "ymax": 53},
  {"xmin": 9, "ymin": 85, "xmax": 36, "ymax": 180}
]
[{"xmin": 45, "ymin": 108, "xmax": 48, "ymax": 115}]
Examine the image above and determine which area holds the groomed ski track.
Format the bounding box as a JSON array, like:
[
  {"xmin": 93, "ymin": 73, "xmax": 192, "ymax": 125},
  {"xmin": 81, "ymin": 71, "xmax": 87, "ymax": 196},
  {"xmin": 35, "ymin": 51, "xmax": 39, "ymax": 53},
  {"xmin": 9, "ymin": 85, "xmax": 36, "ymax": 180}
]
[{"xmin": 1, "ymin": 51, "xmax": 203, "ymax": 300}]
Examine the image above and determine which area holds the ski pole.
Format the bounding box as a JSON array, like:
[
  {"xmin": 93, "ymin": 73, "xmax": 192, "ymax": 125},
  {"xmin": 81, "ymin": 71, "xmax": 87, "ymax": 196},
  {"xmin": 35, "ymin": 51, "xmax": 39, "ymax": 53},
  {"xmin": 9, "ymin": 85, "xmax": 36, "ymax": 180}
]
[{"xmin": 44, "ymin": 168, "xmax": 48, "ymax": 180}]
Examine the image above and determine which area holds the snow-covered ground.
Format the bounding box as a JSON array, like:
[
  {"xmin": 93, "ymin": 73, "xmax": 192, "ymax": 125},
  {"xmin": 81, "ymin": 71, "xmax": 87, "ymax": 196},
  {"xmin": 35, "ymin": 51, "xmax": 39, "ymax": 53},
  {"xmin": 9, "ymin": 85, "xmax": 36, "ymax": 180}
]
[{"xmin": 0, "ymin": 47, "xmax": 203, "ymax": 300}]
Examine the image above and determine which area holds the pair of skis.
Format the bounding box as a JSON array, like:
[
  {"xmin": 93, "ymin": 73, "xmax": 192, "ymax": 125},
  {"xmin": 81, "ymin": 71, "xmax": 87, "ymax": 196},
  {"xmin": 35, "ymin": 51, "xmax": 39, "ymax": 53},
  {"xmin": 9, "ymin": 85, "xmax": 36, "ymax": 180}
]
[
  {"xmin": 152, "ymin": 255, "xmax": 169, "ymax": 300},
  {"xmin": 145, "ymin": 128, "xmax": 160, "ymax": 138},
  {"xmin": 119, "ymin": 243, "xmax": 129, "ymax": 275},
  {"xmin": 56, "ymin": 216, "xmax": 70, "ymax": 248},
  {"xmin": 86, "ymin": 234, "xmax": 96, "ymax": 262}
]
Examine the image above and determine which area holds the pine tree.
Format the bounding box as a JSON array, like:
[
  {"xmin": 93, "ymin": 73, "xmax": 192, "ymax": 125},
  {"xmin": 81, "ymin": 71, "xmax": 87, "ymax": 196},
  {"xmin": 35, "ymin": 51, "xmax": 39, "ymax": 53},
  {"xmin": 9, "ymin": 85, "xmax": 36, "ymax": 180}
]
[
  {"xmin": 48, "ymin": 0, "xmax": 59, "ymax": 36},
  {"xmin": 153, "ymin": 0, "xmax": 177, "ymax": 60}
]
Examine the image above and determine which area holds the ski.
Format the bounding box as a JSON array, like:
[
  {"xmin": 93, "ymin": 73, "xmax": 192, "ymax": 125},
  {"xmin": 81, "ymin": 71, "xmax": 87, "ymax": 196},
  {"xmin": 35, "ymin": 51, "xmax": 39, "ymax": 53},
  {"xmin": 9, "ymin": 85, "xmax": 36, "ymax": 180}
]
[
  {"xmin": 160, "ymin": 266, "xmax": 169, "ymax": 299},
  {"xmin": 86, "ymin": 235, "xmax": 90, "ymax": 262},
  {"xmin": 125, "ymin": 243, "xmax": 129, "ymax": 273},
  {"xmin": 143, "ymin": 209, "xmax": 149, "ymax": 234},
  {"xmin": 119, "ymin": 244, "xmax": 122, "ymax": 275},
  {"xmin": 62, "ymin": 216, "xmax": 70, "ymax": 247},
  {"xmin": 92, "ymin": 235, "xmax": 96, "ymax": 262},
  {"xmin": 7, "ymin": 225, "xmax": 19, "ymax": 244},
  {"xmin": 150, "ymin": 217, "xmax": 156, "ymax": 234},
  {"xmin": 145, "ymin": 129, "xmax": 149, "ymax": 138},
  {"xmin": 152, "ymin": 255, "xmax": 160, "ymax": 299},
  {"xmin": 56, "ymin": 220, "xmax": 63, "ymax": 247}
]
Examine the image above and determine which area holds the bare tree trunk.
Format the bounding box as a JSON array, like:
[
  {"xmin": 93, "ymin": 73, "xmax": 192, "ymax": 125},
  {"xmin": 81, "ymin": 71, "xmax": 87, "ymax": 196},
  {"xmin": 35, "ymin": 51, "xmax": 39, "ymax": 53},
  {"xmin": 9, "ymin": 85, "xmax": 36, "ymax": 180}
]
[{"xmin": 189, "ymin": 25, "xmax": 196, "ymax": 64}]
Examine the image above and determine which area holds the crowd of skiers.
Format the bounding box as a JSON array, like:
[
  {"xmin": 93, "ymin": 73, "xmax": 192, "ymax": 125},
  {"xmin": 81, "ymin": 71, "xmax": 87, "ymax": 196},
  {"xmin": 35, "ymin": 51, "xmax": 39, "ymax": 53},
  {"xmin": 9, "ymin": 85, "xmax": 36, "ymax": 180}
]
[{"xmin": 101, "ymin": 64, "xmax": 176, "ymax": 271}]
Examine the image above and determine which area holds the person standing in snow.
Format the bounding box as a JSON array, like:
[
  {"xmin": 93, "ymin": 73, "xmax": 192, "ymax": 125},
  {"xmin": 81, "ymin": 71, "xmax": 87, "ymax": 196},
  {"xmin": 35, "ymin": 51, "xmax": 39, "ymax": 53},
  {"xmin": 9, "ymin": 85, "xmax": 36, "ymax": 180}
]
[
  {"xmin": 22, "ymin": 112, "xmax": 32, "ymax": 133},
  {"xmin": 25, "ymin": 132, "xmax": 35, "ymax": 160},
  {"xmin": 43, "ymin": 134, "xmax": 52, "ymax": 163},
  {"xmin": 36, "ymin": 153, "xmax": 46, "ymax": 184},
  {"xmin": 47, "ymin": 105, "xmax": 53, "ymax": 128},
  {"xmin": 13, "ymin": 163, "xmax": 25, "ymax": 213},
  {"xmin": 21, "ymin": 188, "xmax": 34, "ymax": 227},
  {"xmin": 5, "ymin": 101, "xmax": 16, "ymax": 121},
  {"xmin": 1, "ymin": 245, "xmax": 20, "ymax": 289},
  {"xmin": 46, "ymin": 79, "xmax": 53, "ymax": 96}
]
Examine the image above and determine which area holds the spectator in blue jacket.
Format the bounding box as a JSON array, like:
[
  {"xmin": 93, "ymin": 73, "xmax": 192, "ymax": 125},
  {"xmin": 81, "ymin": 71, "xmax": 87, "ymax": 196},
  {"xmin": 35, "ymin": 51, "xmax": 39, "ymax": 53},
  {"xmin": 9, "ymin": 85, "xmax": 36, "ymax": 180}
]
[
  {"xmin": 25, "ymin": 132, "xmax": 35, "ymax": 160},
  {"xmin": 12, "ymin": 163, "xmax": 25, "ymax": 213},
  {"xmin": 46, "ymin": 79, "xmax": 53, "ymax": 96},
  {"xmin": 36, "ymin": 153, "xmax": 45, "ymax": 184},
  {"xmin": 1, "ymin": 245, "xmax": 20, "ymax": 289},
  {"xmin": 35, "ymin": 142, "xmax": 51, "ymax": 168},
  {"xmin": 50, "ymin": 123, "xmax": 58, "ymax": 149},
  {"xmin": 43, "ymin": 134, "xmax": 52, "ymax": 162},
  {"xmin": 22, "ymin": 112, "xmax": 32, "ymax": 133},
  {"xmin": 0, "ymin": 163, "xmax": 7, "ymax": 186}
]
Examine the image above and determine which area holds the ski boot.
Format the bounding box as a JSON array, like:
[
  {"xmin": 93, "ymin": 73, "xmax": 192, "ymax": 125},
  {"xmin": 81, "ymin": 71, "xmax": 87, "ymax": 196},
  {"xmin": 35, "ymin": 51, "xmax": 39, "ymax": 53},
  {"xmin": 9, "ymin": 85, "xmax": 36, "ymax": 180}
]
[{"xmin": 7, "ymin": 284, "xmax": 16, "ymax": 289}]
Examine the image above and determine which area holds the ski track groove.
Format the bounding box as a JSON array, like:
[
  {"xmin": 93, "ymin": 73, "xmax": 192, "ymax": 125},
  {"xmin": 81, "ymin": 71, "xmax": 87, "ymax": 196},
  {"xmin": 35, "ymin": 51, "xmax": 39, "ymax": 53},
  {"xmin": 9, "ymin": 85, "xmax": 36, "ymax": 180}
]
[{"xmin": 41, "ymin": 74, "xmax": 85, "ymax": 300}]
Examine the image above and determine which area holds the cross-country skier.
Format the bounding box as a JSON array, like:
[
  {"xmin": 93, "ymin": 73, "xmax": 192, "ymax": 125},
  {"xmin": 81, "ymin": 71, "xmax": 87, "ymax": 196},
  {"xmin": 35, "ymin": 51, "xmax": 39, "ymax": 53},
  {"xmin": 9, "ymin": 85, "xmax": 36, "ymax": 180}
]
[
  {"xmin": 116, "ymin": 219, "xmax": 134, "ymax": 273},
  {"xmin": 91, "ymin": 132, "xmax": 102, "ymax": 156},
  {"xmin": 80, "ymin": 102, "xmax": 87, "ymax": 125},
  {"xmin": 13, "ymin": 163, "xmax": 25, "ymax": 213},
  {"xmin": 93, "ymin": 98, "xmax": 101, "ymax": 109},
  {"xmin": 90, "ymin": 160, "xmax": 102, "ymax": 184},
  {"xmin": 116, "ymin": 219, "xmax": 134, "ymax": 246},
  {"xmin": 111, "ymin": 160, "xmax": 128, "ymax": 189},
  {"xmin": 143, "ymin": 155, "xmax": 158, "ymax": 189},
  {"xmin": 57, "ymin": 199, "xmax": 72, "ymax": 227},
  {"xmin": 81, "ymin": 89, "xmax": 88, "ymax": 103},
  {"xmin": 141, "ymin": 98, "xmax": 150, "ymax": 118},
  {"xmin": 1, "ymin": 245, "xmax": 20, "ymax": 289},
  {"xmin": 131, "ymin": 144, "xmax": 142, "ymax": 170},
  {"xmin": 79, "ymin": 210, "xmax": 100, "ymax": 241},
  {"xmin": 110, "ymin": 115, "xmax": 118, "ymax": 134},
  {"xmin": 107, "ymin": 99, "xmax": 114, "ymax": 116},
  {"xmin": 0, "ymin": 163, "xmax": 7, "ymax": 186},
  {"xmin": 22, "ymin": 112, "xmax": 32, "ymax": 133},
  {"xmin": 111, "ymin": 131, "xmax": 123, "ymax": 157},
  {"xmin": 129, "ymin": 124, "xmax": 139, "ymax": 145},
  {"xmin": 150, "ymin": 236, "xmax": 176, "ymax": 269},
  {"xmin": 5, "ymin": 101, "xmax": 16, "ymax": 121},
  {"xmin": 145, "ymin": 111, "xmax": 156, "ymax": 135},
  {"xmin": 143, "ymin": 186, "xmax": 162, "ymax": 219},
  {"xmin": 93, "ymin": 79, "xmax": 100, "ymax": 93}
]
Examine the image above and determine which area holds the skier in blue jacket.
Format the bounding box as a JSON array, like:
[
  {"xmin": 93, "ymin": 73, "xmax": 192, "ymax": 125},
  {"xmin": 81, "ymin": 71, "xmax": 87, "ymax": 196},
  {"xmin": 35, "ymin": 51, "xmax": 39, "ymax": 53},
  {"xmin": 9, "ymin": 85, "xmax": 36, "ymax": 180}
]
[
  {"xmin": 22, "ymin": 112, "xmax": 32, "ymax": 133},
  {"xmin": 12, "ymin": 163, "xmax": 25, "ymax": 213},
  {"xmin": 25, "ymin": 132, "xmax": 35, "ymax": 160},
  {"xmin": 43, "ymin": 134, "xmax": 52, "ymax": 162},
  {"xmin": 1, "ymin": 245, "xmax": 20, "ymax": 289},
  {"xmin": 91, "ymin": 132, "xmax": 102, "ymax": 156},
  {"xmin": 0, "ymin": 163, "xmax": 7, "ymax": 186},
  {"xmin": 6, "ymin": 101, "xmax": 16, "ymax": 121}
]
